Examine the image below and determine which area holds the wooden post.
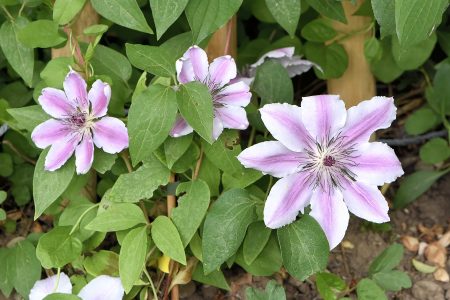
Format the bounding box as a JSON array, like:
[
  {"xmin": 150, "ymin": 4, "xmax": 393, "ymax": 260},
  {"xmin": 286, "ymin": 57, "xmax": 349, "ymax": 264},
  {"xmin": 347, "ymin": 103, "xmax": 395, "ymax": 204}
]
[
  {"xmin": 327, "ymin": 0, "xmax": 375, "ymax": 108},
  {"xmin": 206, "ymin": 16, "xmax": 237, "ymax": 59}
]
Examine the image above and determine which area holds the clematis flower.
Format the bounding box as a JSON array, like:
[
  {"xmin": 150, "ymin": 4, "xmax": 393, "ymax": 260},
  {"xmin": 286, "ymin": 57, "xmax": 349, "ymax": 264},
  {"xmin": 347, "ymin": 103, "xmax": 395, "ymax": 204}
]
[
  {"xmin": 31, "ymin": 70, "xmax": 128, "ymax": 174},
  {"xmin": 170, "ymin": 46, "xmax": 251, "ymax": 141},
  {"xmin": 237, "ymin": 95, "xmax": 404, "ymax": 249},
  {"xmin": 29, "ymin": 273, "xmax": 124, "ymax": 300},
  {"xmin": 239, "ymin": 47, "xmax": 318, "ymax": 86}
]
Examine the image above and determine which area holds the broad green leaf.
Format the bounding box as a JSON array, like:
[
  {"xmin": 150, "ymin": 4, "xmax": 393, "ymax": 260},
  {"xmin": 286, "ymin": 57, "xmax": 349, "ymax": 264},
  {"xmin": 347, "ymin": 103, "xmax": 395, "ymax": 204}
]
[
  {"xmin": 364, "ymin": 37, "xmax": 382, "ymax": 62},
  {"xmin": 0, "ymin": 191, "xmax": 6, "ymax": 204},
  {"xmin": 202, "ymin": 189, "xmax": 257, "ymax": 274},
  {"xmin": 83, "ymin": 24, "xmax": 109, "ymax": 36},
  {"xmin": 172, "ymin": 180, "xmax": 210, "ymax": 247},
  {"xmin": 203, "ymin": 130, "xmax": 243, "ymax": 174},
  {"xmin": 119, "ymin": 226, "xmax": 148, "ymax": 293},
  {"xmin": 371, "ymin": 0, "xmax": 395, "ymax": 38},
  {"xmin": 164, "ymin": 134, "xmax": 193, "ymax": 169},
  {"xmin": 185, "ymin": 0, "xmax": 243, "ymax": 44},
  {"xmin": 7, "ymin": 105, "xmax": 49, "ymax": 132},
  {"xmin": 0, "ymin": 248, "xmax": 13, "ymax": 297},
  {"xmin": 395, "ymin": 0, "xmax": 447, "ymax": 48},
  {"xmin": 246, "ymin": 280, "xmax": 286, "ymax": 300},
  {"xmin": 301, "ymin": 18, "xmax": 336, "ymax": 42},
  {"xmin": 103, "ymin": 157, "xmax": 170, "ymax": 202},
  {"xmin": 151, "ymin": 216, "xmax": 186, "ymax": 265},
  {"xmin": 40, "ymin": 57, "xmax": 72, "ymax": 88},
  {"xmin": 10, "ymin": 240, "xmax": 41, "ymax": 298},
  {"xmin": 394, "ymin": 170, "xmax": 449, "ymax": 208},
  {"xmin": 36, "ymin": 226, "xmax": 82, "ymax": 268},
  {"xmin": 126, "ymin": 44, "xmax": 175, "ymax": 77},
  {"xmin": 149, "ymin": 0, "xmax": 189, "ymax": 39},
  {"xmin": 92, "ymin": 150, "xmax": 117, "ymax": 174},
  {"xmin": 304, "ymin": 42, "xmax": 348, "ymax": 79},
  {"xmin": 44, "ymin": 294, "xmax": 82, "ymax": 300},
  {"xmin": 59, "ymin": 202, "xmax": 97, "ymax": 241},
  {"xmin": 192, "ymin": 263, "xmax": 230, "ymax": 291},
  {"xmin": 197, "ymin": 157, "xmax": 220, "ymax": 197},
  {"xmin": 222, "ymin": 168, "xmax": 263, "ymax": 190},
  {"xmin": 243, "ymin": 221, "xmax": 271, "ymax": 265},
  {"xmin": 33, "ymin": 149, "xmax": 75, "ymax": 219},
  {"xmin": 160, "ymin": 32, "xmax": 194, "ymax": 65},
  {"xmin": 170, "ymin": 142, "xmax": 199, "ymax": 173},
  {"xmin": 304, "ymin": 0, "xmax": 346, "ymax": 23},
  {"xmin": 356, "ymin": 279, "xmax": 387, "ymax": 300},
  {"xmin": 277, "ymin": 215, "xmax": 329, "ymax": 281},
  {"xmin": 83, "ymin": 250, "xmax": 119, "ymax": 277},
  {"xmin": 53, "ymin": 0, "xmax": 87, "ymax": 25},
  {"xmin": 426, "ymin": 62, "xmax": 450, "ymax": 115},
  {"xmin": 18, "ymin": 20, "xmax": 66, "ymax": 48},
  {"xmin": 404, "ymin": 107, "xmax": 440, "ymax": 135},
  {"xmin": 0, "ymin": 18, "xmax": 34, "ymax": 87},
  {"xmin": 373, "ymin": 270, "xmax": 411, "ymax": 292},
  {"xmin": 0, "ymin": 153, "xmax": 13, "ymax": 177},
  {"xmin": 85, "ymin": 203, "xmax": 147, "ymax": 232},
  {"xmin": 419, "ymin": 138, "xmax": 450, "ymax": 164},
  {"xmin": 177, "ymin": 82, "xmax": 214, "ymax": 144},
  {"xmin": 437, "ymin": 30, "xmax": 450, "ymax": 56},
  {"xmin": 316, "ymin": 272, "xmax": 346, "ymax": 300},
  {"xmin": 90, "ymin": 0, "xmax": 153, "ymax": 33},
  {"xmin": 250, "ymin": 0, "xmax": 276, "ymax": 23},
  {"xmin": 265, "ymin": 0, "xmax": 300, "ymax": 37},
  {"xmin": 370, "ymin": 38, "xmax": 403, "ymax": 83},
  {"xmin": 91, "ymin": 45, "xmax": 132, "ymax": 82},
  {"xmin": 392, "ymin": 33, "xmax": 436, "ymax": 71},
  {"xmin": 128, "ymin": 84, "xmax": 177, "ymax": 163},
  {"xmin": 253, "ymin": 60, "xmax": 293, "ymax": 105},
  {"xmin": 368, "ymin": 243, "xmax": 403, "ymax": 275}
]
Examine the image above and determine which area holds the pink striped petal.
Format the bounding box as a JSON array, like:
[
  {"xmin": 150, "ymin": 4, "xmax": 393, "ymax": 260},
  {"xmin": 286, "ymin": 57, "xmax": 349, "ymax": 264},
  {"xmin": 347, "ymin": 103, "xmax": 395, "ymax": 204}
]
[
  {"xmin": 38, "ymin": 88, "xmax": 74, "ymax": 118},
  {"xmin": 215, "ymin": 106, "xmax": 249, "ymax": 130},
  {"xmin": 29, "ymin": 273, "xmax": 72, "ymax": 300},
  {"xmin": 75, "ymin": 134, "xmax": 94, "ymax": 174},
  {"xmin": 251, "ymin": 47, "xmax": 295, "ymax": 68},
  {"xmin": 341, "ymin": 180, "xmax": 390, "ymax": 223},
  {"xmin": 350, "ymin": 142, "xmax": 404, "ymax": 186},
  {"xmin": 92, "ymin": 117, "xmax": 128, "ymax": 154},
  {"xmin": 45, "ymin": 135, "xmax": 80, "ymax": 171},
  {"xmin": 212, "ymin": 116, "xmax": 224, "ymax": 141},
  {"xmin": 170, "ymin": 115, "xmax": 193, "ymax": 137},
  {"xmin": 77, "ymin": 275, "xmax": 124, "ymax": 300},
  {"xmin": 176, "ymin": 46, "xmax": 209, "ymax": 83},
  {"xmin": 310, "ymin": 188, "xmax": 349, "ymax": 249},
  {"xmin": 260, "ymin": 103, "xmax": 313, "ymax": 152},
  {"xmin": 264, "ymin": 172, "xmax": 313, "ymax": 228},
  {"xmin": 64, "ymin": 70, "xmax": 88, "ymax": 111},
  {"xmin": 341, "ymin": 96, "xmax": 396, "ymax": 143},
  {"xmin": 88, "ymin": 79, "xmax": 111, "ymax": 118},
  {"xmin": 208, "ymin": 55, "xmax": 237, "ymax": 87},
  {"xmin": 31, "ymin": 119, "xmax": 69, "ymax": 149},
  {"xmin": 301, "ymin": 95, "xmax": 346, "ymax": 142},
  {"xmin": 216, "ymin": 81, "xmax": 251, "ymax": 107},
  {"xmin": 238, "ymin": 141, "xmax": 303, "ymax": 178}
]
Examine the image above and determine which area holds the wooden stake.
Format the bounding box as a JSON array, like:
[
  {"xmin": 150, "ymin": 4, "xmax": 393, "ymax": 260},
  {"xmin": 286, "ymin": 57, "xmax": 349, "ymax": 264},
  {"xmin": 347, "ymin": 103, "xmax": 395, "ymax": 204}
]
[
  {"xmin": 206, "ymin": 17, "xmax": 237, "ymax": 59},
  {"xmin": 327, "ymin": 0, "xmax": 375, "ymax": 108}
]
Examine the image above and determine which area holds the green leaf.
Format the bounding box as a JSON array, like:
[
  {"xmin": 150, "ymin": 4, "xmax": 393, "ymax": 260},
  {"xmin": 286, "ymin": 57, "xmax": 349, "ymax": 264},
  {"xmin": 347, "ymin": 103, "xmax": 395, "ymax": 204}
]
[
  {"xmin": 7, "ymin": 105, "xmax": 49, "ymax": 132},
  {"xmin": 40, "ymin": 57, "xmax": 72, "ymax": 88},
  {"xmin": 177, "ymin": 82, "xmax": 214, "ymax": 143},
  {"xmin": 84, "ymin": 24, "xmax": 109, "ymax": 36},
  {"xmin": 404, "ymin": 107, "xmax": 440, "ymax": 135},
  {"xmin": 85, "ymin": 203, "xmax": 147, "ymax": 232},
  {"xmin": 192, "ymin": 263, "xmax": 230, "ymax": 291},
  {"xmin": 203, "ymin": 130, "xmax": 243, "ymax": 174},
  {"xmin": 164, "ymin": 134, "xmax": 193, "ymax": 169},
  {"xmin": 197, "ymin": 157, "xmax": 220, "ymax": 197},
  {"xmin": 126, "ymin": 44, "xmax": 175, "ymax": 77},
  {"xmin": 368, "ymin": 243, "xmax": 403, "ymax": 275},
  {"xmin": 437, "ymin": 30, "xmax": 450, "ymax": 56},
  {"xmin": 391, "ymin": 33, "xmax": 437, "ymax": 71},
  {"xmin": 371, "ymin": 0, "xmax": 395, "ymax": 38},
  {"xmin": 103, "ymin": 157, "xmax": 170, "ymax": 203},
  {"xmin": 243, "ymin": 221, "xmax": 271, "ymax": 265},
  {"xmin": 412, "ymin": 258, "xmax": 437, "ymax": 274},
  {"xmin": 246, "ymin": 280, "xmax": 286, "ymax": 300},
  {"xmin": 90, "ymin": 0, "xmax": 153, "ymax": 33},
  {"xmin": 316, "ymin": 272, "xmax": 346, "ymax": 300},
  {"xmin": 394, "ymin": 170, "xmax": 449, "ymax": 208},
  {"xmin": 304, "ymin": 0, "xmax": 346, "ymax": 23},
  {"xmin": 277, "ymin": 215, "xmax": 329, "ymax": 281},
  {"xmin": 18, "ymin": 20, "xmax": 66, "ymax": 48},
  {"xmin": 53, "ymin": 0, "xmax": 87, "ymax": 25},
  {"xmin": 150, "ymin": 0, "xmax": 189, "ymax": 39},
  {"xmin": 202, "ymin": 189, "xmax": 257, "ymax": 274},
  {"xmin": 83, "ymin": 250, "xmax": 119, "ymax": 277},
  {"xmin": 0, "ymin": 248, "xmax": 14, "ymax": 297},
  {"xmin": 373, "ymin": 270, "xmax": 411, "ymax": 292},
  {"xmin": 222, "ymin": 168, "xmax": 263, "ymax": 190},
  {"xmin": 370, "ymin": 38, "xmax": 403, "ymax": 83},
  {"xmin": 364, "ymin": 37, "xmax": 382, "ymax": 62},
  {"xmin": 0, "ymin": 191, "xmax": 6, "ymax": 204},
  {"xmin": 172, "ymin": 180, "xmax": 210, "ymax": 247},
  {"xmin": 119, "ymin": 226, "xmax": 148, "ymax": 293},
  {"xmin": 265, "ymin": 0, "xmax": 301, "ymax": 37},
  {"xmin": 426, "ymin": 62, "xmax": 450, "ymax": 115},
  {"xmin": 185, "ymin": 0, "xmax": 243, "ymax": 44},
  {"xmin": 151, "ymin": 216, "xmax": 186, "ymax": 265},
  {"xmin": 92, "ymin": 150, "xmax": 117, "ymax": 174},
  {"xmin": 301, "ymin": 19, "xmax": 337, "ymax": 42},
  {"xmin": 9, "ymin": 240, "xmax": 41, "ymax": 298},
  {"xmin": 0, "ymin": 18, "xmax": 34, "ymax": 87},
  {"xmin": 0, "ymin": 153, "xmax": 13, "ymax": 177},
  {"xmin": 419, "ymin": 138, "xmax": 450, "ymax": 164},
  {"xmin": 44, "ymin": 294, "xmax": 82, "ymax": 300},
  {"xmin": 395, "ymin": 0, "xmax": 447, "ymax": 48},
  {"xmin": 304, "ymin": 42, "xmax": 348, "ymax": 79},
  {"xmin": 356, "ymin": 279, "xmax": 387, "ymax": 300},
  {"xmin": 253, "ymin": 60, "xmax": 293, "ymax": 105},
  {"xmin": 91, "ymin": 44, "xmax": 132, "ymax": 82},
  {"xmin": 128, "ymin": 84, "xmax": 177, "ymax": 163},
  {"xmin": 36, "ymin": 226, "xmax": 82, "ymax": 268},
  {"xmin": 33, "ymin": 149, "xmax": 75, "ymax": 219}
]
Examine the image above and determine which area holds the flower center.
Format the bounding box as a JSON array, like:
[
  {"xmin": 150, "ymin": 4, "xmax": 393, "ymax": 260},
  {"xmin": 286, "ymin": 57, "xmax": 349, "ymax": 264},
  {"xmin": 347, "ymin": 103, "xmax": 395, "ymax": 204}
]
[
  {"xmin": 323, "ymin": 155, "xmax": 335, "ymax": 167},
  {"xmin": 70, "ymin": 112, "xmax": 86, "ymax": 126}
]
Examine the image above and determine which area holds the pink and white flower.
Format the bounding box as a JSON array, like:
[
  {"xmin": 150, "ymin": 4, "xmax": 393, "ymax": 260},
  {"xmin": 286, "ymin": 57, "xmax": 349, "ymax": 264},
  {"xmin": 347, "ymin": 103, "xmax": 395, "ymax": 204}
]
[
  {"xmin": 170, "ymin": 46, "xmax": 251, "ymax": 141},
  {"xmin": 31, "ymin": 70, "xmax": 129, "ymax": 174},
  {"xmin": 237, "ymin": 95, "xmax": 404, "ymax": 249},
  {"xmin": 29, "ymin": 273, "xmax": 124, "ymax": 300}
]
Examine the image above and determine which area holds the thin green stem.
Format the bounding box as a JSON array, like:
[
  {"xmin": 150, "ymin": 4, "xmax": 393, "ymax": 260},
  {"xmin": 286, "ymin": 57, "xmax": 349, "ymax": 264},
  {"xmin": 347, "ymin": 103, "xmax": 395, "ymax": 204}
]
[
  {"xmin": 52, "ymin": 268, "xmax": 61, "ymax": 293},
  {"xmin": 1, "ymin": 6, "xmax": 14, "ymax": 21},
  {"xmin": 143, "ymin": 268, "xmax": 158, "ymax": 300},
  {"xmin": 18, "ymin": 1, "xmax": 25, "ymax": 17},
  {"xmin": 265, "ymin": 176, "xmax": 273, "ymax": 199},
  {"xmin": 247, "ymin": 127, "xmax": 256, "ymax": 148},
  {"xmin": 70, "ymin": 204, "xmax": 99, "ymax": 235}
]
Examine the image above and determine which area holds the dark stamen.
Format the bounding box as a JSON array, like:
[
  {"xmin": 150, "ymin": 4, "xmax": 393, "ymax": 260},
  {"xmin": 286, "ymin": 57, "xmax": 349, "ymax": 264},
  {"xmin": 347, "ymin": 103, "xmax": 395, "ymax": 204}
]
[{"xmin": 323, "ymin": 155, "xmax": 335, "ymax": 167}]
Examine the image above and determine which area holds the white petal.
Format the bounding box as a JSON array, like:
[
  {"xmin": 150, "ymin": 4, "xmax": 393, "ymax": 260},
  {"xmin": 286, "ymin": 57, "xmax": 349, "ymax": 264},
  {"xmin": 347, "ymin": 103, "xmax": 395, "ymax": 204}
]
[
  {"xmin": 29, "ymin": 273, "xmax": 72, "ymax": 300},
  {"xmin": 78, "ymin": 275, "xmax": 124, "ymax": 300}
]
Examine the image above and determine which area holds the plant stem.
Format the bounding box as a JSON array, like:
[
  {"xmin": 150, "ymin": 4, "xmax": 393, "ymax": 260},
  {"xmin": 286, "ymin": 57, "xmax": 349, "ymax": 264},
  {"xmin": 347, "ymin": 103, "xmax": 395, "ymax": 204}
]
[
  {"xmin": 52, "ymin": 268, "xmax": 61, "ymax": 293},
  {"xmin": 192, "ymin": 143, "xmax": 204, "ymax": 180},
  {"xmin": 247, "ymin": 127, "xmax": 256, "ymax": 148},
  {"xmin": 69, "ymin": 203, "xmax": 99, "ymax": 235},
  {"xmin": 1, "ymin": 6, "xmax": 14, "ymax": 21},
  {"xmin": 143, "ymin": 268, "xmax": 159, "ymax": 300},
  {"xmin": 265, "ymin": 176, "xmax": 273, "ymax": 199}
]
